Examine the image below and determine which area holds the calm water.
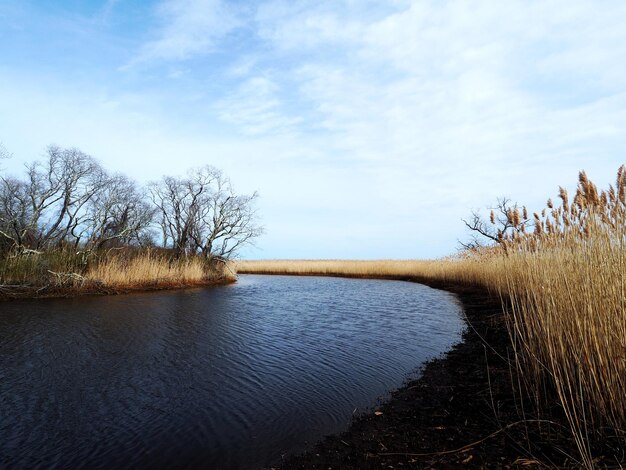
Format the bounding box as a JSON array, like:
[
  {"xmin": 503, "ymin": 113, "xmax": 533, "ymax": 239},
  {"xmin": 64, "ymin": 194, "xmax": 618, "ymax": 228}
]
[{"xmin": 0, "ymin": 274, "xmax": 464, "ymax": 469}]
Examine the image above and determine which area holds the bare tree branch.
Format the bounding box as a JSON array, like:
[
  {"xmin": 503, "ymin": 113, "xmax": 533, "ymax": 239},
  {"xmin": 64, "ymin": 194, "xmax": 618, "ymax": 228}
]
[
  {"xmin": 150, "ymin": 165, "xmax": 262, "ymax": 259},
  {"xmin": 460, "ymin": 197, "xmax": 531, "ymax": 250}
]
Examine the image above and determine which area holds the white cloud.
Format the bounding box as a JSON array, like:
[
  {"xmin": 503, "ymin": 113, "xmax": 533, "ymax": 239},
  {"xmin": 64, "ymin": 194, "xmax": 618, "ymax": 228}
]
[
  {"xmin": 130, "ymin": 0, "xmax": 241, "ymax": 64},
  {"xmin": 255, "ymin": 1, "xmax": 365, "ymax": 52},
  {"xmin": 251, "ymin": 0, "xmax": 626, "ymax": 201},
  {"xmin": 226, "ymin": 57, "xmax": 258, "ymax": 78},
  {"xmin": 100, "ymin": 0, "xmax": 122, "ymax": 23},
  {"xmin": 215, "ymin": 76, "xmax": 302, "ymax": 135}
]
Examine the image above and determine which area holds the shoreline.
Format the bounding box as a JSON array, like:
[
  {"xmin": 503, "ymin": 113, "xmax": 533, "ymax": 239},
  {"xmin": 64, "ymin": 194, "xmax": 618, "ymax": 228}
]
[
  {"xmin": 232, "ymin": 273, "xmax": 607, "ymax": 468},
  {"xmin": 0, "ymin": 278, "xmax": 235, "ymax": 301},
  {"xmin": 280, "ymin": 282, "xmax": 523, "ymax": 468}
]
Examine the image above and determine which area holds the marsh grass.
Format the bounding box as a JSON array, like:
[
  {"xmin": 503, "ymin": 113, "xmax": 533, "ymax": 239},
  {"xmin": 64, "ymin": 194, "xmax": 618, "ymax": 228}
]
[
  {"xmin": 0, "ymin": 248, "xmax": 234, "ymax": 293},
  {"xmin": 237, "ymin": 166, "xmax": 626, "ymax": 467},
  {"xmin": 0, "ymin": 250, "xmax": 89, "ymax": 286},
  {"xmin": 87, "ymin": 251, "xmax": 211, "ymax": 288},
  {"xmin": 236, "ymin": 259, "xmax": 446, "ymax": 277}
]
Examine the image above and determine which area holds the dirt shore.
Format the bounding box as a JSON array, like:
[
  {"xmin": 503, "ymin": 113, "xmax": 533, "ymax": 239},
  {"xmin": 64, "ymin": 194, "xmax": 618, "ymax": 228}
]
[
  {"xmin": 273, "ymin": 279, "xmax": 622, "ymax": 469},
  {"xmin": 0, "ymin": 278, "xmax": 234, "ymax": 301}
]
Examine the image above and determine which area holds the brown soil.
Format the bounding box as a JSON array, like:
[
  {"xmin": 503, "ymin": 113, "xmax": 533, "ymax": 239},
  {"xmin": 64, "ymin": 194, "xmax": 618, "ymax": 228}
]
[
  {"xmin": 275, "ymin": 280, "xmax": 624, "ymax": 469},
  {"xmin": 0, "ymin": 278, "xmax": 234, "ymax": 300}
]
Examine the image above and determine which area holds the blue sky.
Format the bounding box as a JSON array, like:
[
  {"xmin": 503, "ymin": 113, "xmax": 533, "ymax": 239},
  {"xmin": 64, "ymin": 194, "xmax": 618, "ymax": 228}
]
[{"xmin": 1, "ymin": 0, "xmax": 625, "ymax": 259}]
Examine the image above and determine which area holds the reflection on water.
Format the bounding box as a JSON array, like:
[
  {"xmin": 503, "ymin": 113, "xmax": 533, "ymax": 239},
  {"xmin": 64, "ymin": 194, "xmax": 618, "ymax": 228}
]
[{"xmin": 0, "ymin": 275, "xmax": 464, "ymax": 469}]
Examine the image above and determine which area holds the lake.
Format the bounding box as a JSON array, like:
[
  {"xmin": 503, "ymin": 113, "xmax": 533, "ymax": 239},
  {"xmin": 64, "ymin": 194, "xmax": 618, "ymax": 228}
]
[{"xmin": 0, "ymin": 274, "xmax": 464, "ymax": 469}]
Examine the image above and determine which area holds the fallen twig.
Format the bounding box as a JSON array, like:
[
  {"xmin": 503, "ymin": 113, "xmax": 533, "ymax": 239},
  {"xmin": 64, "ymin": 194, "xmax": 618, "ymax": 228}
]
[{"xmin": 377, "ymin": 419, "xmax": 563, "ymax": 458}]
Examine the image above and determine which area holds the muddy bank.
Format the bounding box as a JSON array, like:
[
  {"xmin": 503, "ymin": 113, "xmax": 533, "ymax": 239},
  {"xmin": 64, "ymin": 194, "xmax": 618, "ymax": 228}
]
[
  {"xmin": 0, "ymin": 278, "xmax": 234, "ymax": 301},
  {"xmin": 276, "ymin": 280, "xmax": 622, "ymax": 469}
]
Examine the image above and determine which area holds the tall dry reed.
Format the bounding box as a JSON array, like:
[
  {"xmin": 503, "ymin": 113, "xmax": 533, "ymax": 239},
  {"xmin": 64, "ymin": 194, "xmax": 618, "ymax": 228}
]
[
  {"xmin": 86, "ymin": 252, "xmax": 209, "ymax": 288},
  {"xmin": 0, "ymin": 249, "xmax": 90, "ymax": 287},
  {"xmin": 498, "ymin": 167, "xmax": 626, "ymax": 466},
  {"xmin": 0, "ymin": 248, "xmax": 233, "ymax": 292}
]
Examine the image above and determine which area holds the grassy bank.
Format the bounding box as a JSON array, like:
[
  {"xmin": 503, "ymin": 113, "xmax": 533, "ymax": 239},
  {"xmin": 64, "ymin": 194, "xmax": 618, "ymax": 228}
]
[
  {"xmin": 0, "ymin": 249, "xmax": 235, "ymax": 299},
  {"xmin": 237, "ymin": 168, "xmax": 626, "ymax": 467}
]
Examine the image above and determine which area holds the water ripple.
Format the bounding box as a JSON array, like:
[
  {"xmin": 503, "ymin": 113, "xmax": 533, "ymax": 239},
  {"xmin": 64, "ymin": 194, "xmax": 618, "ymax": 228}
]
[{"xmin": 0, "ymin": 275, "xmax": 464, "ymax": 469}]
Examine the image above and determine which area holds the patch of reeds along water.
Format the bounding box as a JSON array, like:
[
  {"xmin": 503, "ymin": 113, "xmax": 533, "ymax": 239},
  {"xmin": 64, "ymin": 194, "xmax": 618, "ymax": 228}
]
[
  {"xmin": 237, "ymin": 165, "xmax": 626, "ymax": 468},
  {"xmin": 0, "ymin": 249, "xmax": 234, "ymax": 293},
  {"xmin": 87, "ymin": 252, "xmax": 213, "ymax": 288}
]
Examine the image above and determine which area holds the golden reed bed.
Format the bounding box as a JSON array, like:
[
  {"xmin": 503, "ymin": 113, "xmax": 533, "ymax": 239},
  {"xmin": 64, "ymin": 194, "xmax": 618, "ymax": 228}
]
[
  {"xmin": 237, "ymin": 167, "xmax": 626, "ymax": 468},
  {"xmin": 237, "ymin": 259, "xmax": 449, "ymax": 277},
  {"xmin": 87, "ymin": 252, "xmax": 210, "ymax": 288},
  {"xmin": 0, "ymin": 250, "xmax": 235, "ymax": 295}
]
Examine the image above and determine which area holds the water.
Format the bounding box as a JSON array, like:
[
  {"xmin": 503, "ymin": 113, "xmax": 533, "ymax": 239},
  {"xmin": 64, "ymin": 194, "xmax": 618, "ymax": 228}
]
[{"xmin": 0, "ymin": 274, "xmax": 464, "ymax": 469}]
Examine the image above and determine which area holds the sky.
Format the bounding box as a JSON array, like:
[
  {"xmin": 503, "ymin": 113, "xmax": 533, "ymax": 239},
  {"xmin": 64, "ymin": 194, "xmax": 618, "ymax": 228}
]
[{"xmin": 0, "ymin": 0, "xmax": 625, "ymax": 259}]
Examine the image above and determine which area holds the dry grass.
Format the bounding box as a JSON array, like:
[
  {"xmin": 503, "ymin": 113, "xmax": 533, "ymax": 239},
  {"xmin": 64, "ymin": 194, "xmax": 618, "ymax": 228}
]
[
  {"xmin": 235, "ymin": 257, "xmax": 506, "ymax": 297},
  {"xmin": 0, "ymin": 249, "xmax": 234, "ymax": 293},
  {"xmin": 236, "ymin": 259, "xmax": 446, "ymax": 277},
  {"xmin": 499, "ymin": 170, "xmax": 626, "ymax": 466},
  {"xmin": 237, "ymin": 166, "xmax": 626, "ymax": 468},
  {"xmin": 0, "ymin": 250, "xmax": 90, "ymax": 286},
  {"xmin": 87, "ymin": 252, "xmax": 211, "ymax": 288}
]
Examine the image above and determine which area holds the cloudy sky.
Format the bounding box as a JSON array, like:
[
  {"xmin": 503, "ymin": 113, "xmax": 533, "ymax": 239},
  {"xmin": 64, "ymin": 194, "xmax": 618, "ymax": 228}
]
[{"xmin": 1, "ymin": 0, "xmax": 625, "ymax": 259}]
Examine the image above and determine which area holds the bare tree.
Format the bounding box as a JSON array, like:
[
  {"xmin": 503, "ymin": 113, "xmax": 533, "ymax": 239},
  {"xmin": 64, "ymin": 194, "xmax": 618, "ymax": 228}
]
[
  {"xmin": 149, "ymin": 173, "xmax": 203, "ymax": 254},
  {"xmin": 150, "ymin": 165, "xmax": 262, "ymax": 258},
  {"xmin": 460, "ymin": 197, "xmax": 531, "ymax": 250},
  {"xmin": 22, "ymin": 145, "xmax": 108, "ymax": 249},
  {"xmin": 0, "ymin": 177, "xmax": 33, "ymax": 248},
  {"xmin": 189, "ymin": 168, "xmax": 262, "ymax": 258},
  {"xmin": 0, "ymin": 145, "xmax": 116, "ymax": 251},
  {"xmin": 78, "ymin": 174, "xmax": 155, "ymax": 249},
  {"xmin": 0, "ymin": 146, "xmax": 260, "ymax": 258}
]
